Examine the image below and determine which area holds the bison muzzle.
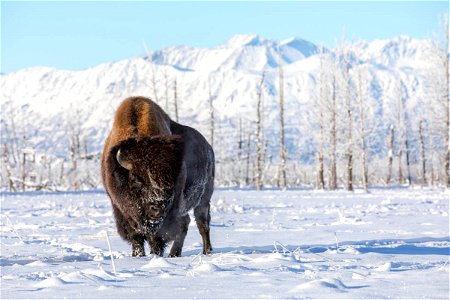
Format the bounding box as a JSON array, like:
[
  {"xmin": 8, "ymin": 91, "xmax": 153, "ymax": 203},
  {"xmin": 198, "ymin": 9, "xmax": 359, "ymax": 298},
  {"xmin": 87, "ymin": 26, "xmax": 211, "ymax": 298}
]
[{"xmin": 101, "ymin": 97, "xmax": 214, "ymax": 257}]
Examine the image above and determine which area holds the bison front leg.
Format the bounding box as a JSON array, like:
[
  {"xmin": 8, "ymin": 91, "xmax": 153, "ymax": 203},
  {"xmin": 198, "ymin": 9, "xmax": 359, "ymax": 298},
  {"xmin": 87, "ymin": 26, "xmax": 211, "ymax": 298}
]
[
  {"xmin": 131, "ymin": 238, "xmax": 145, "ymax": 257},
  {"xmin": 112, "ymin": 204, "xmax": 146, "ymax": 257},
  {"xmin": 168, "ymin": 215, "xmax": 190, "ymax": 257},
  {"xmin": 194, "ymin": 203, "xmax": 213, "ymax": 255},
  {"xmin": 147, "ymin": 234, "xmax": 166, "ymax": 256}
]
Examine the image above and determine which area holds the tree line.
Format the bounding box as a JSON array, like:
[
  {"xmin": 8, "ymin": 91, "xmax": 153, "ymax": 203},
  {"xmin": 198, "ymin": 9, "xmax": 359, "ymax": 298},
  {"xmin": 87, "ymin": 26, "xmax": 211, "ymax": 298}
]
[
  {"xmin": 1, "ymin": 16, "xmax": 448, "ymax": 192},
  {"xmin": 210, "ymin": 19, "xmax": 449, "ymax": 191}
]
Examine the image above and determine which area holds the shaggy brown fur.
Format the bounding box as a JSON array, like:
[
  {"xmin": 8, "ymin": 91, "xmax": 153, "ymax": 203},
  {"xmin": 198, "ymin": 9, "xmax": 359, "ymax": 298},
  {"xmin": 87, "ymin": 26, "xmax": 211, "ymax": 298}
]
[
  {"xmin": 101, "ymin": 96, "xmax": 214, "ymax": 257},
  {"xmin": 114, "ymin": 136, "xmax": 184, "ymax": 189}
]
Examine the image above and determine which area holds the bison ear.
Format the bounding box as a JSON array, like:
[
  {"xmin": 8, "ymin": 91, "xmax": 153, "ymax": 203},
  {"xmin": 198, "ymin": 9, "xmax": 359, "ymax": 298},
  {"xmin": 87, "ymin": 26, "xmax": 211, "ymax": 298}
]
[{"xmin": 145, "ymin": 135, "xmax": 184, "ymax": 189}]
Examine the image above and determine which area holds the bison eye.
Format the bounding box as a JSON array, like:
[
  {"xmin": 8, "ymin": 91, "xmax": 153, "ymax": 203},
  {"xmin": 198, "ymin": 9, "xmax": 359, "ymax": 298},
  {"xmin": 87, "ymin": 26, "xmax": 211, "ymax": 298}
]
[{"xmin": 129, "ymin": 173, "xmax": 144, "ymax": 187}]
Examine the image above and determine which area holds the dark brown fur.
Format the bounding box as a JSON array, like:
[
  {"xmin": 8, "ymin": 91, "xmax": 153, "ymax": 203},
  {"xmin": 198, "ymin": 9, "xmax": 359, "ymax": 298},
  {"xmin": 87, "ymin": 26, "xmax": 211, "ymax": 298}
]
[{"xmin": 101, "ymin": 97, "xmax": 214, "ymax": 257}]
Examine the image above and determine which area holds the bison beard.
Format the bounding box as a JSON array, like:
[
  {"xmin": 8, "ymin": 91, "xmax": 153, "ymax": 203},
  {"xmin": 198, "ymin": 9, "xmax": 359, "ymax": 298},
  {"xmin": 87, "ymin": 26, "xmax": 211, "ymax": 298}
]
[{"xmin": 101, "ymin": 97, "xmax": 214, "ymax": 257}]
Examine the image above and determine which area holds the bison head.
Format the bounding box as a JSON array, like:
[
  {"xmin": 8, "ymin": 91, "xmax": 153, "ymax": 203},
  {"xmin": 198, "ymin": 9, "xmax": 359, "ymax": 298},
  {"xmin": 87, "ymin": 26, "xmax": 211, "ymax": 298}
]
[{"xmin": 112, "ymin": 135, "xmax": 185, "ymax": 232}]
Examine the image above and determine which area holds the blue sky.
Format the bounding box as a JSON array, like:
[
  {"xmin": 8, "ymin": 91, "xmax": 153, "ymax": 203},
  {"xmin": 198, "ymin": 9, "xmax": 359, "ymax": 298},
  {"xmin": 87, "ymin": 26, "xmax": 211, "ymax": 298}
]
[{"xmin": 1, "ymin": 1, "xmax": 448, "ymax": 74}]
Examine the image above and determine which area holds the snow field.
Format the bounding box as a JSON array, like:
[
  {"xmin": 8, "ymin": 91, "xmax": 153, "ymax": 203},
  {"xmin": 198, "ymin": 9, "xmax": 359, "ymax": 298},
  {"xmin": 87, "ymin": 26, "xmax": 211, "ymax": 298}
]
[{"xmin": 1, "ymin": 188, "xmax": 449, "ymax": 298}]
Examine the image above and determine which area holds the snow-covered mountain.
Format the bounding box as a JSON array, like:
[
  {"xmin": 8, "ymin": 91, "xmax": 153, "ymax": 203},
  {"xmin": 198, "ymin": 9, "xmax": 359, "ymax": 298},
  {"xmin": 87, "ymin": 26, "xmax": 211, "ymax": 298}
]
[
  {"xmin": 150, "ymin": 34, "xmax": 320, "ymax": 72},
  {"xmin": 0, "ymin": 34, "xmax": 441, "ymax": 187}
]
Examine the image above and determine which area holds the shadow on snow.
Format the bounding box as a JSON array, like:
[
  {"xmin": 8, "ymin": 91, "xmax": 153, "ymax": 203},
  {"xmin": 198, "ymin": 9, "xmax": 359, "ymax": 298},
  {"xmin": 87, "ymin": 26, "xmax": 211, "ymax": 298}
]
[{"xmin": 190, "ymin": 236, "xmax": 450, "ymax": 257}]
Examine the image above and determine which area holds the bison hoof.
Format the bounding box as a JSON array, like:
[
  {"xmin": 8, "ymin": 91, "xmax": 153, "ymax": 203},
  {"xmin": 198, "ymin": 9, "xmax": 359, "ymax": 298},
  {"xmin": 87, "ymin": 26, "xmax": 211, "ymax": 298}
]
[
  {"xmin": 132, "ymin": 251, "xmax": 145, "ymax": 257},
  {"xmin": 132, "ymin": 246, "xmax": 145, "ymax": 257},
  {"xmin": 168, "ymin": 250, "xmax": 182, "ymax": 257}
]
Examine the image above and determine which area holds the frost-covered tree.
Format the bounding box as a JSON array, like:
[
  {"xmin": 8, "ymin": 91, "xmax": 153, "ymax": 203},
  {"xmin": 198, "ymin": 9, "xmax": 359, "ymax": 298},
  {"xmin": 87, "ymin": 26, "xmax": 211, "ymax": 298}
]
[
  {"xmin": 173, "ymin": 78, "xmax": 179, "ymax": 122},
  {"xmin": 355, "ymin": 66, "xmax": 369, "ymax": 192},
  {"xmin": 418, "ymin": 120, "xmax": 427, "ymax": 184},
  {"xmin": 208, "ymin": 77, "xmax": 215, "ymax": 150},
  {"xmin": 334, "ymin": 37, "xmax": 355, "ymax": 191},
  {"xmin": 254, "ymin": 71, "xmax": 266, "ymax": 190},
  {"xmin": 394, "ymin": 79, "xmax": 406, "ymax": 184},
  {"xmin": 422, "ymin": 12, "xmax": 449, "ymax": 187},
  {"xmin": 163, "ymin": 68, "xmax": 170, "ymax": 112},
  {"xmin": 144, "ymin": 44, "xmax": 160, "ymax": 104},
  {"xmin": 387, "ymin": 125, "xmax": 395, "ymax": 184},
  {"xmin": 315, "ymin": 57, "xmax": 327, "ymax": 190},
  {"xmin": 438, "ymin": 13, "xmax": 449, "ymax": 187},
  {"xmin": 329, "ymin": 70, "xmax": 338, "ymax": 190},
  {"xmin": 278, "ymin": 66, "xmax": 287, "ymax": 191},
  {"xmin": 310, "ymin": 49, "xmax": 338, "ymax": 190}
]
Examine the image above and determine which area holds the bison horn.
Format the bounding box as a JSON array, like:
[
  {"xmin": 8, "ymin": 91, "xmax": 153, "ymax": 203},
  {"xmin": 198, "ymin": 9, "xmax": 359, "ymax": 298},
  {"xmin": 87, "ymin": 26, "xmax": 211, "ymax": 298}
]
[{"xmin": 116, "ymin": 149, "xmax": 133, "ymax": 170}]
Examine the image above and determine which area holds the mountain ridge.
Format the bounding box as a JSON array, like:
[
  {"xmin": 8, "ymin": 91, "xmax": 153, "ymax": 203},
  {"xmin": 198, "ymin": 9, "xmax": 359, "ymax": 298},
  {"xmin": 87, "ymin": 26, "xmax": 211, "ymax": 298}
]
[{"xmin": 0, "ymin": 33, "xmax": 441, "ymax": 188}]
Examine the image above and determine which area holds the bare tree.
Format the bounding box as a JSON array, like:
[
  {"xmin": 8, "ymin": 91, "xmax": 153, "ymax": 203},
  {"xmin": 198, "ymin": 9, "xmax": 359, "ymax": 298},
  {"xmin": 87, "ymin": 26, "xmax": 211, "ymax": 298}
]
[
  {"xmin": 356, "ymin": 68, "xmax": 369, "ymax": 192},
  {"xmin": 395, "ymin": 80, "xmax": 405, "ymax": 184},
  {"xmin": 150, "ymin": 63, "xmax": 160, "ymax": 103},
  {"xmin": 173, "ymin": 78, "xmax": 179, "ymax": 122},
  {"xmin": 163, "ymin": 69, "xmax": 170, "ymax": 112},
  {"xmin": 405, "ymin": 125, "xmax": 412, "ymax": 186},
  {"xmin": 4, "ymin": 100, "xmax": 20, "ymax": 165},
  {"xmin": 278, "ymin": 66, "xmax": 287, "ymax": 191},
  {"xmin": 1, "ymin": 143, "xmax": 14, "ymax": 191},
  {"xmin": 440, "ymin": 13, "xmax": 449, "ymax": 187},
  {"xmin": 254, "ymin": 71, "xmax": 266, "ymax": 190},
  {"xmin": 426, "ymin": 12, "xmax": 449, "ymax": 187},
  {"xmin": 237, "ymin": 117, "xmax": 244, "ymax": 185},
  {"xmin": 400, "ymin": 81, "xmax": 412, "ymax": 185},
  {"xmin": 317, "ymin": 72, "xmax": 326, "ymax": 190},
  {"xmin": 143, "ymin": 43, "xmax": 160, "ymax": 103},
  {"xmin": 313, "ymin": 48, "xmax": 337, "ymax": 190},
  {"xmin": 21, "ymin": 148, "xmax": 35, "ymax": 192},
  {"xmin": 317, "ymin": 114, "xmax": 325, "ymax": 190},
  {"xmin": 387, "ymin": 125, "xmax": 394, "ymax": 184},
  {"xmin": 245, "ymin": 132, "xmax": 252, "ymax": 186},
  {"xmin": 208, "ymin": 77, "xmax": 215, "ymax": 150},
  {"xmin": 336, "ymin": 37, "xmax": 354, "ymax": 191},
  {"xmin": 329, "ymin": 71, "xmax": 338, "ymax": 190},
  {"xmin": 419, "ymin": 120, "xmax": 427, "ymax": 184}
]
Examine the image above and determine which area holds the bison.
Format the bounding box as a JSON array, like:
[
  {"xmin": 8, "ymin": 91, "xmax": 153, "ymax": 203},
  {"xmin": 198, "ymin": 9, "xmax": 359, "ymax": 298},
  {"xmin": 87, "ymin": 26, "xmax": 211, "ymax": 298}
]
[{"xmin": 101, "ymin": 96, "xmax": 214, "ymax": 257}]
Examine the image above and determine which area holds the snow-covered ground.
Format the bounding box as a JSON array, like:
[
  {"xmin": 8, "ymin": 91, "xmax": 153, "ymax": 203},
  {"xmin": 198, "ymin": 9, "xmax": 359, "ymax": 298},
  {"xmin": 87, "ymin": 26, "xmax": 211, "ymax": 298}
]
[{"xmin": 1, "ymin": 188, "xmax": 449, "ymax": 299}]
